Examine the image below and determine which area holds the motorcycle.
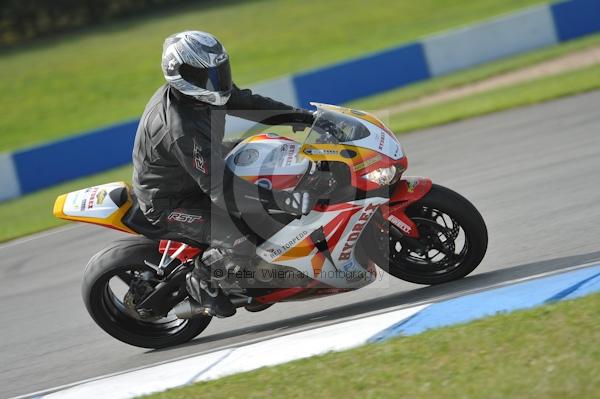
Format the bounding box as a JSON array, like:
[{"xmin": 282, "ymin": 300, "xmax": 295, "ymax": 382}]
[{"xmin": 53, "ymin": 103, "xmax": 487, "ymax": 348}]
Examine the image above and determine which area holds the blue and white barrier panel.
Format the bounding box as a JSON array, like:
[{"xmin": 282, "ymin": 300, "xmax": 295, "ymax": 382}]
[
  {"xmin": 22, "ymin": 263, "xmax": 600, "ymax": 399},
  {"xmin": 2, "ymin": 0, "xmax": 600, "ymax": 202}
]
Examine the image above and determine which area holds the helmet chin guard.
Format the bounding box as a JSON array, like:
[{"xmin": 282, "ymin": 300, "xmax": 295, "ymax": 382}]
[{"xmin": 161, "ymin": 31, "xmax": 233, "ymax": 106}]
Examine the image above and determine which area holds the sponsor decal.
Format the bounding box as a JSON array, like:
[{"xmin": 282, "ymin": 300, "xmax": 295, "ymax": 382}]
[
  {"xmin": 389, "ymin": 214, "xmax": 412, "ymax": 235},
  {"xmin": 80, "ymin": 198, "xmax": 87, "ymax": 212},
  {"xmin": 95, "ymin": 189, "xmax": 107, "ymax": 205},
  {"xmin": 193, "ymin": 142, "xmax": 207, "ymax": 174},
  {"xmin": 338, "ymin": 203, "xmax": 379, "ymax": 261},
  {"xmin": 167, "ymin": 58, "xmax": 178, "ymax": 71},
  {"xmin": 342, "ymin": 261, "xmax": 354, "ymax": 272},
  {"xmin": 304, "ymin": 148, "xmax": 338, "ymax": 156},
  {"xmin": 407, "ymin": 179, "xmax": 419, "ymax": 193},
  {"xmin": 282, "ymin": 230, "xmax": 308, "ymax": 251},
  {"xmin": 256, "ymin": 178, "xmax": 272, "ymax": 190},
  {"xmin": 285, "ymin": 144, "xmax": 296, "ymax": 166},
  {"xmin": 234, "ymin": 148, "xmax": 259, "ymax": 166},
  {"xmin": 87, "ymin": 187, "xmax": 99, "ymax": 209},
  {"xmin": 70, "ymin": 192, "xmax": 80, "ymax": 208},
  {"xmin": 261, "ymin": 230, "xmax": 309, "ymax": 260},
  {"xmin": 233, "ymin": 236, "xmax": 249, "ymax": 247},
  {"xmin": 275, "ymin": 144, "xmax": 296, "ymax": 167},
  {"xmin": 354, "ymin": 155, "xmax": 382, "ymax": 171},
  {"xmin": 378, "ymin": 131, "xmax": 385, "ymax": 151},
  {"xmin": 167, "ymin": 211, "xmax": 204, "ymax": 224}
]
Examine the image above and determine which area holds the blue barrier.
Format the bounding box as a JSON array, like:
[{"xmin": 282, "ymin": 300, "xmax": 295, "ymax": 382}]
[
  {"xmin": 2, "ymin": 0, "xmax": 600, "ymax": 202},
  {"xmin": 13, "ymin": 120, "xmax": 138, "ymax": 194},
  {"xmin": 293, "ymin": 43, "xmax": 430, "ymax": 109},
  {"xmin": 551, "ymin": 0, "xmax": 600, "ymax": 41}
]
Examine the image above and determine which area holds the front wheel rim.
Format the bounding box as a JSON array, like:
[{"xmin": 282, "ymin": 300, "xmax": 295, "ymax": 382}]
[{"xmin": 389, "ymin": 206, "xmax": 469, "ymax": 277}]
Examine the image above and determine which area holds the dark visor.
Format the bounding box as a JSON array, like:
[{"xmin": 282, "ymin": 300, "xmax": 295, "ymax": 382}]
[{"xmin": 179, "ymin": 61, "xmax": 232, "ymax": 93}]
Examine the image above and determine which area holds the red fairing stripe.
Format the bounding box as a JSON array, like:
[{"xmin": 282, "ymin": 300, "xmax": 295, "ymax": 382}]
[
  {"xmin": 323, "ymin": 208, "xmax": 362, "ymax": 252},
  {"xmin": 158, "ymin": 240, "xmax": 203, "ymax": 262}
]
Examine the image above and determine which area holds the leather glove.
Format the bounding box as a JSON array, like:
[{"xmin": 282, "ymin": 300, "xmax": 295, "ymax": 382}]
[
  {"xmin": 289, "ymin": 109, "xmax": 315, "ymax": 133},
  {"xmin": 271, "ymin": 189, "xmax": 317, "ymax": 217}
]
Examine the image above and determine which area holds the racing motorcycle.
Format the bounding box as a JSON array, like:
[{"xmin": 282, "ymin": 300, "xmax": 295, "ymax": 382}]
[{"xmin": 53, "ymin": 103, "xmax": 487, "ymax": 348}]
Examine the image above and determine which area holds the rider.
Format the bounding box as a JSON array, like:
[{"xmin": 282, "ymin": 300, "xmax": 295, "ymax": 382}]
[{"xmin": 132, "ymin": 31, "xmax": 316, "ymax": 317}]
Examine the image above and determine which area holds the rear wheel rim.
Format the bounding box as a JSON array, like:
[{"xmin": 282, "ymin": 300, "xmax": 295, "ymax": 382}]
[{"xmin": 98, "ymin": 266, "xmax": 189, "ymax": 338}]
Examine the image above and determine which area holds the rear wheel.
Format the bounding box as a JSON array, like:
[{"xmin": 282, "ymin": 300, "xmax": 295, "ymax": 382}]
[
  {"xmin": 368, "ymin": 184, "xmax": 487, "ymax": 285},
  {"xmin": 82, "ymin": 236, "xmax": 211, "ymax": 348}
]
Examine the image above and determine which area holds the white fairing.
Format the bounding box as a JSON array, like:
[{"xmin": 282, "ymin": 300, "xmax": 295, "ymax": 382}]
[
  {"xmin": 352, "ymin": 123, "xmax": 404, "ymax": 160},
  {"xmin": 257, "ymin": 197, "xmax": 388, "ymax": 289},
  {"xmin": 310, "ymin": 102, "xmax": 404, "ymax": 161},
  {"xmin": 225, "ymin": 136, "xmax": 310, "ymax": 190},
  {"xmin": 62, "ymin": 182, "xmax": 124, "ymax": 218}
]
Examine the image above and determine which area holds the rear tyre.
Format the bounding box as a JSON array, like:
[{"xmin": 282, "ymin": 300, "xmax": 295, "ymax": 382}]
[
  {"xmin": 82, "ymin": 236, "xmax": 211, "ymax": 348},
  {"xmin": 368, "ymin": 184, "xmax": 487, "ymax": 285}
]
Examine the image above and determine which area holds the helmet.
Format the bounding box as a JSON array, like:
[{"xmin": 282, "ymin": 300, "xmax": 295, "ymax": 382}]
[{"xmin": 161, "ymin": 31, "xmax": 233, "ymax": 106}]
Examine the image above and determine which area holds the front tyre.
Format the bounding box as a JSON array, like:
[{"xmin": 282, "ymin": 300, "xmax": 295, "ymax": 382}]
[
  {"xmin": 373, "ymin": 184, "xmax": 488, "ymax": 285},
  {"xmin": 82, "ymin": 236, "xmax": 211, "ymax": 348}
]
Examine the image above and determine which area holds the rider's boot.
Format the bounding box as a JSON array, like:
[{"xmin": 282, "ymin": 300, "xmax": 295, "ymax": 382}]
[{"xmin": 185, "ymin": 248, "xmax": 237, "ymax": 318}]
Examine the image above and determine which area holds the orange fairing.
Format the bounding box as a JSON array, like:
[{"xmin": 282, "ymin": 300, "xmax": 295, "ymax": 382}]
[{"xmin": 53, "ymin": 182, "xmax": 137, "ymax": 234}]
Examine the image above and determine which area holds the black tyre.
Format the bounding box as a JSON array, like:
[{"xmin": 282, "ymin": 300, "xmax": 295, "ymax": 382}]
[
  {"xmin": 82, "ymin": 236, "xmax": 211, "ymax": 348},
  {"xmin": 369, "ymin": 184, "xmax": 487, "ymax": 285}
]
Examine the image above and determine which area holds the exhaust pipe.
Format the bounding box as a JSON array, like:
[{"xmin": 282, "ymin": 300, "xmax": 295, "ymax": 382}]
[{"xmin": 173, "ymin": 299, "xmax": 210, "ymax": 319}]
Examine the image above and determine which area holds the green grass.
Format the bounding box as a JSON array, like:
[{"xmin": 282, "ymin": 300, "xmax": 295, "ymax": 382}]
[
  {"xmin": 348, "ymin": 32, "xmax": 600, "ymax": 111},
  {"xmin": 0, "ymin": 0, "xmax": 547, "ymax": 152},
  {"xmin": 0, "ymin": 164, "xmax": 132, "ymax": 242},
  {"xmin": 142, "ymin": 292, "xmax": 600, "ymax": 399},
  {"xmin": 386, "ymin": 64, "xmax": 600, "ymax": 134}
]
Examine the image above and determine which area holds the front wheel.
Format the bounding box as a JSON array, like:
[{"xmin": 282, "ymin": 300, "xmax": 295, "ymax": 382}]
[
  {"xmin": 82, "ymin": 236, "xmax": 211, "ymax": 348},
  {"xmin": 369, "ymin": 184, "xmax": 488, "ymax": 285}
]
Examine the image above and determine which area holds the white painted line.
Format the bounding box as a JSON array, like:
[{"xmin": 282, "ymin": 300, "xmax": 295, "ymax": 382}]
[
  {"xmin": 32, "ymin": 305, "xmax": 427, "ymax": 399},
  {"xmin": 0, "ymin": 224, "xmax": 85, "ymax": 252}
]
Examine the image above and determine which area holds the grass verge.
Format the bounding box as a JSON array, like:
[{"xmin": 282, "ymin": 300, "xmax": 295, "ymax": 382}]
[
  {"xmin": 0, "ymin": 0, "xmax": 546, "ymax": 151},
  {"xmin": 142, "ymin": 292, "xmax": 600, "ymax": 399}
]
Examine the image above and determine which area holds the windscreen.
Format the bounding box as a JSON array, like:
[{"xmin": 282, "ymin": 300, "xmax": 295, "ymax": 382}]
[{"xmin": 304, "ymin": 109, "xmax": 371, "ymax": 146}]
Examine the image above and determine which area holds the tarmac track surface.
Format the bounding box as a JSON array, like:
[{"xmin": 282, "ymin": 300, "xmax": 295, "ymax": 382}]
[{"xmin": 2, "ymin": 91, "xmax": 600, "ymax": 398}]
